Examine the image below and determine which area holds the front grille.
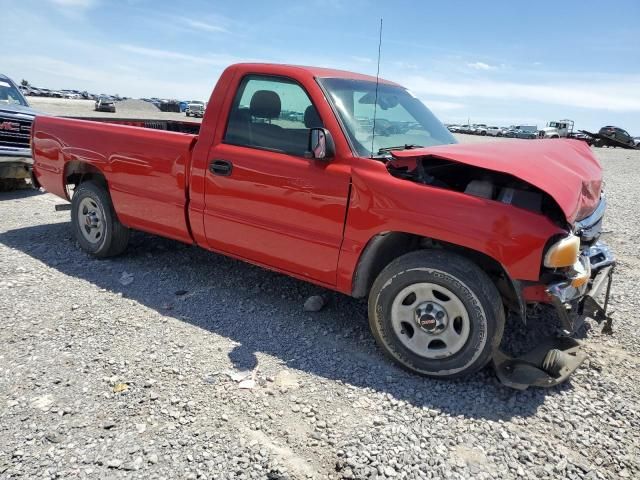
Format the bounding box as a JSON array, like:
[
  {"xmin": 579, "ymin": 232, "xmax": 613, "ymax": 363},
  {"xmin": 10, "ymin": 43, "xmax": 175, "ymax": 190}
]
[{"xmin": 0, "ymin": 114, "xmax": 32, "ymax": 149}]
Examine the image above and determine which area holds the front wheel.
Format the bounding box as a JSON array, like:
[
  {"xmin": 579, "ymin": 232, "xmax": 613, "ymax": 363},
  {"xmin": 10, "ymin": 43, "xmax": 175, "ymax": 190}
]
[
  {"xmin": 368, "ymin": 250, "xmax": 505, "ymax": 379},
  {"xmin": 71, "ymin": 181, "xmax": 129, "ymax": 258}
]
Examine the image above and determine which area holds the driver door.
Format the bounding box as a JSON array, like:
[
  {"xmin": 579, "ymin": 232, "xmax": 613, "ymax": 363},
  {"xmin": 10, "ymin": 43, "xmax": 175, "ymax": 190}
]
[{"xmin": 202, "ymin": 74, "xmax": 351, "ymax": 286}]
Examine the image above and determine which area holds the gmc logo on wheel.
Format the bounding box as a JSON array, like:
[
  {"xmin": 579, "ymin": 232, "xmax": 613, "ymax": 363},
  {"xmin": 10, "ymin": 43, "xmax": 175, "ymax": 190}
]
[{"xmin": 0, "ymin": 121, "xmax": 20, "ymax": 132}]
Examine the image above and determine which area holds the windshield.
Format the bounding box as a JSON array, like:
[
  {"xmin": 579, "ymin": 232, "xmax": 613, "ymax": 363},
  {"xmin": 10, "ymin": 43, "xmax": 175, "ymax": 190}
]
[
  {"xmin": 318, "ymin": 78, "xmax": 455, "ymax": 156},
  {"xmin": 0, "ymin": 79, "xmax": 28, "ymax": 107}
]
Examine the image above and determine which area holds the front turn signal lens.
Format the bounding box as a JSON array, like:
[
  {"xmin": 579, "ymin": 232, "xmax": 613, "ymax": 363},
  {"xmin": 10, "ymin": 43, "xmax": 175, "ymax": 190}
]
[
  {"xmin": 571, "ymin": 271, "xmax": 590, "ymax": 288},
  {"xmin": 544, "ymin": 235, "xmax": 580, "ymax": 268}
]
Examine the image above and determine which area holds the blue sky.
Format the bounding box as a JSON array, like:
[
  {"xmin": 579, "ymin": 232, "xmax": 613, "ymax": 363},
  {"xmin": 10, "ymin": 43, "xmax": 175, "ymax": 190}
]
[{"xmin": 3, "ymin": 0, "xmax": 640, "ymax": 133}]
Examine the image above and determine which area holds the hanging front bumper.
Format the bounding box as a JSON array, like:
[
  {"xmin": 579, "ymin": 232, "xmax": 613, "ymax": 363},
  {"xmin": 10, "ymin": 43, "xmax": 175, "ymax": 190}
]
[{"xmin": 547, "ymin": 242, "xmax": 615, "ymax": 334}]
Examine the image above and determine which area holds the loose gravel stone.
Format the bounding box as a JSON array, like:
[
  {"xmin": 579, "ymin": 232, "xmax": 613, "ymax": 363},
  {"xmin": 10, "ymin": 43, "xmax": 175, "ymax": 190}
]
[{"xmin": 303, "ymin": 295, "xmax": 325, "ymax": 312}]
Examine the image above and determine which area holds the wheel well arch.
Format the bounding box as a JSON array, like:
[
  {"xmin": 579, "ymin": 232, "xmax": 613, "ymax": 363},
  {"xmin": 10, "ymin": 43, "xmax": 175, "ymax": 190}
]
[
  {"xmin": 63, "ymin": 161, "xmax": 108, "ymax": 200},
  {"xmin": 351, "ymin": 231, "xmax": 524, "ymax": 318}
]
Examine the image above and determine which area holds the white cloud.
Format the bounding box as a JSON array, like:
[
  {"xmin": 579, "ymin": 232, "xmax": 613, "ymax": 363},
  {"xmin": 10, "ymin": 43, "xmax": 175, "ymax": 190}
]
[
  {"xmin": 467, "ymin": 61, "xmax": 495, "ymax": 71},
  {"xmin": 351, "ymin": 56, "xmax": 373, "ymax": 63},
  {"xmin": 180, "ymin": 17, "xmax": 228, "ymax": 33},
  {"xmin": 119, "ymin": 44, "xmax": 238, "ymax": 66},
  {"xmin": 393, "ymin": 61, "xmax": 419, "ymax": 70},
  {"xmin": 404, "ymin": 75, "xmax": 640, "ymax": 112},
  {"xmin": 49, "ymin": 0, "xmax": 96, "ymax": 7}
]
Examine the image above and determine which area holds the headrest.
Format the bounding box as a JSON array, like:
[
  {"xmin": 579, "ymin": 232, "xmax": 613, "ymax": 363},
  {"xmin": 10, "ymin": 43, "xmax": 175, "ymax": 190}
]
[
  {"xmin": 250, "ymin": 90, "xmax": 281, "ymax": 119},
  {"xmin": 304, "ymin": 106, "xmax": 322, "ymax": 128}
]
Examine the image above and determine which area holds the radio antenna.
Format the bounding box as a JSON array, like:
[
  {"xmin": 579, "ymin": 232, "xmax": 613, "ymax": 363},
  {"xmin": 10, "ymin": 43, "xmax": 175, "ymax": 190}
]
[{"xmin": 370, "ymin": 17, "xmax": 383, "ymax": 157}]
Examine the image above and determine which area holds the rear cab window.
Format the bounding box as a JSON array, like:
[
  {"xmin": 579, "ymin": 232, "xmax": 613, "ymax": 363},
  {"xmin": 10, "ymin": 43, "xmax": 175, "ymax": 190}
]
[{"xmin": 223, "ymin": 75, "xmax": 323, "ymax": 156}]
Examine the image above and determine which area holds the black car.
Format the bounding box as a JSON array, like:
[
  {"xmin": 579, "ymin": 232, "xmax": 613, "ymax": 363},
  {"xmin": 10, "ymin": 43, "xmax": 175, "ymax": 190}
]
[
  {"xmin": 0, "ymin": 74, "xmax": 38, "ymax": 190},
  {"xmin": 596, "ymin": 126, "xmax": 635, "ymax": 147},
  {"xmin": 95, "ymin": 97, "xmax": 116, "ymax": 113}
]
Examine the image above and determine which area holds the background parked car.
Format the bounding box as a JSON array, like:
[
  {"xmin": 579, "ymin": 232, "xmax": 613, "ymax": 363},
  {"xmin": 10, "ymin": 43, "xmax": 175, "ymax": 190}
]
[
  {"xmin": 94, "ymin": 97, "xmax": 116, "ymax": 113},
  {"xmin": 0, "ymin": 73, "xmax": 37, "ymax": 189},
  {"xmin": 486, "ymin": 126, "xmax": 506, "ymax": 137},
  {"xmin": 473, "ymin": 124, "xmax": 488, "ymax": 135},
  {"xmin": 594, "ymin": 126, "xmax": 636, "ymax": 148},
  {"xmin": 505, "ymin": 125, "xmax": 538, "ymax": 139},
  {"xmin": 185, "ymin": 101, "xmax": 205, "ymax": 117}
]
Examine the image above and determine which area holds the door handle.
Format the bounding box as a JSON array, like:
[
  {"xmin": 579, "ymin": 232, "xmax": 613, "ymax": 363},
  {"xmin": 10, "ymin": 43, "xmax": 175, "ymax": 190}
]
[{"xmin": 209, "ymin": 159, "xmax": 233, "ymax": 176}]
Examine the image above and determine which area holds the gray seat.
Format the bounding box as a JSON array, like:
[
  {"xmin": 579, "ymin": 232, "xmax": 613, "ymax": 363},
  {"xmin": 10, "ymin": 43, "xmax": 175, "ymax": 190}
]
[
  {"xmin": 304, "ymin": 105, "xmax": 322, "ymax": 129},
  {"xmin": 249, "ymin": 90, "xmax": 287, "ymax": 151}
]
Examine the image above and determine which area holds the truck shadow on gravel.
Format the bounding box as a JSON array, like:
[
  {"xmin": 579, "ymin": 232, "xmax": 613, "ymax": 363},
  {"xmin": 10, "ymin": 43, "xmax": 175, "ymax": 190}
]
[
  {"xmin": 0, "ymin": 187, "xmax": 44, "ymax": 200},
  {"xmin": 1, "ymin": 222, "xmax": 577, "ymax": 420}
]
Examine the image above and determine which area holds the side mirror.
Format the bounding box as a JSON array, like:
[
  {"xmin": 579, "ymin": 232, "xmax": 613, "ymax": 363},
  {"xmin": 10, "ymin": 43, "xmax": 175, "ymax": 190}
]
[{"xmin": 306, "ymin": 128, "xmax": 335, "ymax": 160}]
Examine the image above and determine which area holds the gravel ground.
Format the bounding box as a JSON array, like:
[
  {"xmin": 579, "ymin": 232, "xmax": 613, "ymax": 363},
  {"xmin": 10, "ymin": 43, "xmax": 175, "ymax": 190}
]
[
  {"xmin": 1, "ymin": 130, "xmax": 639, "ymax": 479},
  {"xmin": 27, "ymin": 97, "xmax": 200, "ymax": 122}
]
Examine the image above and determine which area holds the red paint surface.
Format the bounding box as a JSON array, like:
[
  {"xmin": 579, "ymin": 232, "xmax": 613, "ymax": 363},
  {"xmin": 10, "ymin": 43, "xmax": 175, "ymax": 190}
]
[
  {"xmin": 391, "ymin": 140, "xmax": 602, "ymax": 223},
  {"xmin": 32, "ymin": 63, "xmax": 601, "ymax": 296}
]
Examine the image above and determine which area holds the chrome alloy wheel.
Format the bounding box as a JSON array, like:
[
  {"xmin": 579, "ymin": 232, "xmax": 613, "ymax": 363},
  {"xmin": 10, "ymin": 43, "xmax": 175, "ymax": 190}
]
[
  {"xmin": 77, "ymin": 197, "xmax": 105, "ymax": 244},
  {"xmin": 390, "ymin": 282, "xmax": 471, "ymax": 359}
]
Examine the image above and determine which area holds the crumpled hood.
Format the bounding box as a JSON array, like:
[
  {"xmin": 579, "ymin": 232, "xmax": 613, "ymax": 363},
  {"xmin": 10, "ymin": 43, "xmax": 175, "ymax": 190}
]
[{"xmin": 391, "ymin": 139, "xmax": 602, "ymax": 223}]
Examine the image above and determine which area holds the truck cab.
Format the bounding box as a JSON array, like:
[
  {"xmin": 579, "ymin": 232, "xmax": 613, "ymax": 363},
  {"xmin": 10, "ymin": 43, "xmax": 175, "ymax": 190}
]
[{"xmin": 539, "ymin": 119, "xmax": 574, "ymax": 139}]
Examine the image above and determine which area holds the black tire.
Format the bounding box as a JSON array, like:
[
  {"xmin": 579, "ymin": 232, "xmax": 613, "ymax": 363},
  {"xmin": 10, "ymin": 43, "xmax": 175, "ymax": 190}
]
[
  {"xmin": 71, "ymin": 181, "xmax": 129, "ymax": 258},
  {"xmin": 368, "ymin": 250, "xmax": 505, "ymax": 379}
]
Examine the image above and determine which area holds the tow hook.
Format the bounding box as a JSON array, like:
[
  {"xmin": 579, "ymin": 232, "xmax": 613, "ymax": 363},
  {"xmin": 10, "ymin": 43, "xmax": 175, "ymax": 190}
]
[{"xmin": 492, "ymin": 337, "xmax": 587, "ymax": 390}]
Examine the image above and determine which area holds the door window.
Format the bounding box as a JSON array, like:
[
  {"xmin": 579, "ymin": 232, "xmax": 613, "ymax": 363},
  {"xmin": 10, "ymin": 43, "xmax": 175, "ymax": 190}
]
[{"xmin": 224, "ymin": 75, "xmax": 323, "ymax": 156}]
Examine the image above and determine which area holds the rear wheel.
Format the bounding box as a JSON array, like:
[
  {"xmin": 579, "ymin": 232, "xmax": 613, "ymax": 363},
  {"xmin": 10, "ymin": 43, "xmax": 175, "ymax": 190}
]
[
  {"xmin": 368, "ymin": 250, "xmax": 505, "ymax": 379},
  {"xmin": 71, "ymin": 181, "xmax": 129, "ymax": 257}
]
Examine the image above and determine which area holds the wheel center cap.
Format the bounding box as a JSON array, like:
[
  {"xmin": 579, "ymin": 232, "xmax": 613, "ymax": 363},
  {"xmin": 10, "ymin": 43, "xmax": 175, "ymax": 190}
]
[
  {"xmin": 415, "ymin": 302, "xmax": 448, "ymax": 333},
  {"xmin": 86, "ymin": 212, "xmax": 99, "ymax": 228}
]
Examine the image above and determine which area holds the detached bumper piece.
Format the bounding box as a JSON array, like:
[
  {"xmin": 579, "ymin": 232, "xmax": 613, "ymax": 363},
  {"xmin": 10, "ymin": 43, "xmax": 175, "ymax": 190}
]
[{"xmin": 493, "ymin": 337, "xmax": 587, "ymax": 390}]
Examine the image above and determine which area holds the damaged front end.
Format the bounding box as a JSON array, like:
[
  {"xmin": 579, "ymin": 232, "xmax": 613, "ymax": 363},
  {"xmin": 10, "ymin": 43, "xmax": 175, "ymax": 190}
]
[
  {"xmin": 496, "ymin": 199, "xmax": 615, "ymax": 390},
  {"xmin": 386, "ymin": 142, "xmax": 614, "ymax": 389}
]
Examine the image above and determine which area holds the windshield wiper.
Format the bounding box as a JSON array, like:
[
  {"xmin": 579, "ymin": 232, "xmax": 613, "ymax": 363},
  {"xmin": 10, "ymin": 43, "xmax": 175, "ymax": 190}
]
[{"xmin": 377, "ymin": 144, "xmax": 423, "ymax": 154}]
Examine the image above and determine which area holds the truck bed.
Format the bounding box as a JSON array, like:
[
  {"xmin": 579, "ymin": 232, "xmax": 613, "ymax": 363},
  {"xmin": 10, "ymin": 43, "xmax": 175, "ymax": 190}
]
[
  {"xmin": 70, "ymin": 117, "xmax": 201, "ymax": 135},
  {"xmin": 32, "ymin": 115, "xmax": 198, "ymax": 243}
]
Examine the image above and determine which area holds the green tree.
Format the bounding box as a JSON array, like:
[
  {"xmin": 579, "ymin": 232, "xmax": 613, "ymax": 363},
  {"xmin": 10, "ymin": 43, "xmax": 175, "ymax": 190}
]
[{"xmin": 21, "ymin": 79, "xmax": 30, "ymax": 87}]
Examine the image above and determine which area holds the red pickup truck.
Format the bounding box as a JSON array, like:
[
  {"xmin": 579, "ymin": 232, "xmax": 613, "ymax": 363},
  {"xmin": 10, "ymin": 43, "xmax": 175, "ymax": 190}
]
[{"xmin": 32, "ymin": 63, "xmax": 615, "ymax": 388}]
